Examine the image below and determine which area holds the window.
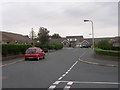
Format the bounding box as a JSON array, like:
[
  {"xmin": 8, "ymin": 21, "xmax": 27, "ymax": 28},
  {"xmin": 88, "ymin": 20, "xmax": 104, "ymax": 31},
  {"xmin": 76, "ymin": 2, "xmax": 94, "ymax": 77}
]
[{"xmin": 26, "ymin": 49, "xmax": 36, "ymax": 54}]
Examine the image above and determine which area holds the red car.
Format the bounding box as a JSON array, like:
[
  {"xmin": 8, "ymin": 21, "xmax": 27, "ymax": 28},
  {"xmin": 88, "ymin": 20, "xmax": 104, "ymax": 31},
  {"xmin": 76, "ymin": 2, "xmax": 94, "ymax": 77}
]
[{"xmin": 24, "ymin": 47, "xmax": 45, "ymax": 61}]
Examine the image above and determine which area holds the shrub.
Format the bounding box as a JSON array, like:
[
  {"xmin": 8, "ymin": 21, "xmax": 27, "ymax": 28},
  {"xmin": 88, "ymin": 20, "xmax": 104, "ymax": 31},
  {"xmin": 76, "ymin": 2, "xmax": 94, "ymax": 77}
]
[
  {"xmin": 2, "ymin": 44, "xmax": 33, "ymax": 56},
  {"xmin": 95, "ymin": 48, "xmax": 120, "ymax": 57},
  {"xmin": 48, "ymin": 43, "xmax": 63, "ymax": 50},
  {"xmin": 96, "ymin": 40, "xmax": 112, "ymax": 50},
  {"xmin": 35, "ymin": 43, "xmax": 63, "ymax": 50}
]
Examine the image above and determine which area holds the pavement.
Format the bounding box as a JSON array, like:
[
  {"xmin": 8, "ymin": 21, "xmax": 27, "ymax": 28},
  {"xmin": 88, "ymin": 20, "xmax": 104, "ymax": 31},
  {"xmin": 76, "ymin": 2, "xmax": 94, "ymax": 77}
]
[{"xmin": 78, "ymin": 48, "xmax": 118, "ymax": 67}]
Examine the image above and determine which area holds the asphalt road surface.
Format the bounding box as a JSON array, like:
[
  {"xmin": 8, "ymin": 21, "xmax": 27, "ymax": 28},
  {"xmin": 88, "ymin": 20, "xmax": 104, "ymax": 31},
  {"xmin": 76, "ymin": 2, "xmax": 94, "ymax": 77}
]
[{"xmin": 2, "ymin": 48, "xmax": 119, "ymax": 89}]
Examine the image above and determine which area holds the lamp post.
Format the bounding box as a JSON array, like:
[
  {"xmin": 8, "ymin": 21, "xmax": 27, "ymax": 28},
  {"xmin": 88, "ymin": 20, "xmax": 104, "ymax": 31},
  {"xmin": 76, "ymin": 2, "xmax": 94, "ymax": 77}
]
[{"xmin": 84, "ymin": 20, "xmax": 94, "ymax": 50}]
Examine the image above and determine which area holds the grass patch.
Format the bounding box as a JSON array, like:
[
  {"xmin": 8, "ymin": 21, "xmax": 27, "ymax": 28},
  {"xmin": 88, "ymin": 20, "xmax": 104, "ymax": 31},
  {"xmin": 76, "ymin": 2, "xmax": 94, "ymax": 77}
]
[{"xmin": 95, "ymin": 48, "xmax": 120, "ymax": 57}]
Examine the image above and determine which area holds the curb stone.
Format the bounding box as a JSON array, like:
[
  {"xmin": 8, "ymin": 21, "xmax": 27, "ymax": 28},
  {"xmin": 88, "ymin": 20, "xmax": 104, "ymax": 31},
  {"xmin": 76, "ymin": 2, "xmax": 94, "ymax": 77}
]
[{"xmin": 78, "ymin": 58, "xmax": 118, "ymax": 67}]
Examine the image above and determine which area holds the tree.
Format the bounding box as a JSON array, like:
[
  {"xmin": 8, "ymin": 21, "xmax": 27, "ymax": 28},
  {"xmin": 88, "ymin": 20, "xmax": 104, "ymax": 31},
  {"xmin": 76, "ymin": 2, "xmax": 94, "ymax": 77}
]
[
  {"xmin": 29, "ymin": 28, "xmax": 36, "ymax": 40},
  {"xmin": 29, "ymin": 28, "xmax": 36, "ymax": 45},
  {"xmin": 37, "ymin": 27, "xmax": 49, "ymax": 45},
  {"xmin": 51, "ymin": 33, "xmax": 61, "ymax": 39}
]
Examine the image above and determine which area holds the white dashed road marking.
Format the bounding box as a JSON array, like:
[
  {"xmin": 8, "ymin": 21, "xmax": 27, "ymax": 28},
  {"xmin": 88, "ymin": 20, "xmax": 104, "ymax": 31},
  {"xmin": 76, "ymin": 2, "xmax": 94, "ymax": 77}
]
[
  {"xmin": 48, "ymin": 60, "xmax": 78, "ymax": 90},
  {"xmin": 49, "ymin": 80, "xmax": 119, "ymax": 90},
  {"xmin": 53, "ymin": 81, "xmax": 60, "ymax": 85},
  {"xmin": 58, "ymin": 77, "xmax": 63, "ymax": 80},
  {"xmin": 67, "ymin": 82, "xmax": 73, "ymax": 85},
  {"xmin": 63, "ymin": 86, "xmax": 71, "ymax": 90},
  {"xmin": 57, "ymin": 60, "xmax": 78, "ymax": 81},
  {"xmin": 48, "ymin": 85, "xmax": 56, "ymax": 90}
]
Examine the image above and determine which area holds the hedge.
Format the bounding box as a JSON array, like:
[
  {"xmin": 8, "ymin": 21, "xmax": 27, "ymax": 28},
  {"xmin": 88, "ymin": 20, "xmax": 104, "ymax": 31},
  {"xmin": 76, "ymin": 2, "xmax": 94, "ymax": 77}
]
[
  {"xmin": 48, "ymin": 43, "xmax": 63, "ymax": 50},
  {"xmin": 2, "ymin": 44, "xmax": 33, "ymax": 56},
  {"xmin": 95, "ymin": 40, "xmax": 112, "ymax": 50},
  {"xmin": 95, "ymin": 48, "xmax": 120, "ymax": 57},
  {"xmin": 35, "ymin": 43, "xmax": 63, "ymax": 50}
]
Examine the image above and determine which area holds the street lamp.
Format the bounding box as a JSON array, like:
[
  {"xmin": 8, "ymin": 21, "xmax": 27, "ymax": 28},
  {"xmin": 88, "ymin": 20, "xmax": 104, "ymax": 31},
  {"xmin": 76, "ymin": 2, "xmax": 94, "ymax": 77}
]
[{"xmin": 84, "ymin": 19, "xmax": 94, "ymax": 50}]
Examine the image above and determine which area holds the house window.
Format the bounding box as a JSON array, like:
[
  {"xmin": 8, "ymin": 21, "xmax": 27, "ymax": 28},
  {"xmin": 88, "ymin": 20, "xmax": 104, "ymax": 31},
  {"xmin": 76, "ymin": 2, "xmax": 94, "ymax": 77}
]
[
  {"xmin": 67, "ymin": 39, "xmax": 69, "ymax": 41},
  {"xmin": 75, "ymin": 38, "xmax": 77, "ymax": 41},
  {"xmin": 70, "ymin": 39, "xmax": 72, "ymax": 41}
]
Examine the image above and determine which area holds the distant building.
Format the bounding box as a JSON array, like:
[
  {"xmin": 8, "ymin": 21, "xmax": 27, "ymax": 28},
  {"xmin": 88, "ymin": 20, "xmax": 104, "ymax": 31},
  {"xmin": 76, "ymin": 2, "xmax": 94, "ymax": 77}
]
[
  {"xmin": 112, "ymin": 36, "xmax": 120, "ymax": 47},
  {"xmin": 3, "ymin": 31, "xmax": 118, "ymax": 48},
  {"xmin": 0, "ymin": 31, "xmax": 32, "ymax": 44},
  {"xmin": 49, "ymin": 38, "xmax": 69, "ymax": 47},
  {"xmin": 66, "ymin": 36, "xmax": 84, "ymax": 47}
]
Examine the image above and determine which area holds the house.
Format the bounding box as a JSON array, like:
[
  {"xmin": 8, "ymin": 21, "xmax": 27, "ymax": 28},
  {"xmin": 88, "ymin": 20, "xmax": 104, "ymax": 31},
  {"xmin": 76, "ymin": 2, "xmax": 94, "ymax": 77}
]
[
  {"xmin": 112, "ymin": 36, "xmax": 120, "ymax": 47},
  {"xmin": 79, "ymin": 40, "xmax": 91, "ymax": 47},
  {"xmin": 49, "ymin": 38, "xmax": 70, "ymax": 47},
  {"xmin": 0, "ymin": 31, "xmax": 32, "ymax": 44},
  {"xmin": 66, "ymin": 36, "xmax": 84, "ymax": 47}
]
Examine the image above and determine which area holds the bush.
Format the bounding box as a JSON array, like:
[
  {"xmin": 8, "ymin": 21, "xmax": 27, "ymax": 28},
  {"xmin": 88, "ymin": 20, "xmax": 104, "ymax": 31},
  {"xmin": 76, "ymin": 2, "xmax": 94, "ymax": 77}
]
[
  {"xmin": 2, "ymin": 44, "xmax": 33, "ymax": 56},
  {"xmin": 34, "ymin": 43, "xmax": 63, "ymax": 50},
  {"xmin": 96, "ymin": 40, "xmax": 112, "ymax": 50},
  {"xmin": 49, "ymin": 43, "xmax": 63, "ymax": 50},
  {"xmin": 95, "ymin": 48, "xmax": 120, "ymax": 57}
]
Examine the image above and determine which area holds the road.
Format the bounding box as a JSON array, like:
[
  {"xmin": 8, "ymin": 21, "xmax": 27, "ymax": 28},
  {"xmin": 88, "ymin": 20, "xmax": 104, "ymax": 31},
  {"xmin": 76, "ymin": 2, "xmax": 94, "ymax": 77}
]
[{"xmin": 2, "ymin": 48, "xmax": 119, "ymax": 89}]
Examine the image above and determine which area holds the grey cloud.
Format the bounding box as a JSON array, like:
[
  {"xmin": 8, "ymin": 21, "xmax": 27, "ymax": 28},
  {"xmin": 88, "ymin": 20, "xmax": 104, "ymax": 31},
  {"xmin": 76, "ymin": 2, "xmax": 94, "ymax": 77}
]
[{"xmin": 2, "ymin": 2, "xmax": 118, "ymax": 37}]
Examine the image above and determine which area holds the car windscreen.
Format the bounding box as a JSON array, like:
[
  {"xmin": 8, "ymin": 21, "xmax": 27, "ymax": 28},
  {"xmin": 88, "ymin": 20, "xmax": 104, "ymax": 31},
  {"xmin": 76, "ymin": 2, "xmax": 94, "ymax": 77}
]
[{"xmin": 25, "ymin": 49, "xmax": 36, "ymax": 54}]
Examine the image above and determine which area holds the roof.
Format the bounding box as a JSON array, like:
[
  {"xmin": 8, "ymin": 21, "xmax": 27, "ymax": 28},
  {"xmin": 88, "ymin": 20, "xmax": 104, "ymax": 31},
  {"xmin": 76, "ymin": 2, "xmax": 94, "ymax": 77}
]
[
  {"xmin": 1, "ymin": 31, "xmax": 32, "ymax": 43},
  {"xmin": 66, "ymin": 36, "xmax": 83, "ymax": 38},
  {"xmin": 49, "ymin": 38, "xmax": 66, "ymax": 43}
]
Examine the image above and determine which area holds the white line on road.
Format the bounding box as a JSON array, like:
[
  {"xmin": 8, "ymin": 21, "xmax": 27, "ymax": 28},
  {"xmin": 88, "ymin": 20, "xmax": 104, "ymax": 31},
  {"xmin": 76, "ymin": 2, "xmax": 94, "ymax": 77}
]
[
  {"xmin": 58, "ymin": 77, "xmax": 63, "ymax": 80},
  {"xmin": 0, "ymin": 60, "xmax": 23, "ymax": 68},
  {"xmin": 67, "ymin": 82, "xmax": 73, "ymax": 85},
  {"xmin": 53, "ymin": 81, "xmax": 61, "ymax": 85},
  {"xmin": 57, "ymin": 61, "xmax": 78, "ymax": 81},
  {"xmin": 48, "ymin": 85, "xmax": 56, "ymax": 90},
  {"xmin": 49, "ymin": 60, "xmax": 79, "ymax": 89},
  {"xmin": 48, "ymin": 80, "xmax": 119, "ymax": 90},
  {"xmin": 60, "ymin": 80, "xmax": 120, "ymax": 85},
  {"xmin": 63, "ymin": 86, "xmax": 71, "ymax": 90}
]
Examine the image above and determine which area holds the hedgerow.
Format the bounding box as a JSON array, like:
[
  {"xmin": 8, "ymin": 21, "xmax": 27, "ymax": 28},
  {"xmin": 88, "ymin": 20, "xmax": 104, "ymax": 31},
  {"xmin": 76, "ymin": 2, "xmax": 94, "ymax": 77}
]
[
  {"xmin": 2, "ymin": 44, "xmax": 33, "ymax": 56},
  {"xmin": 35, "ymin": 43, "xmax": 63, "ymax": 50},
  {"xmin": 48, "ymin": 43, "xmax": 63, "ymax": 50},
  {"xmin": 95, "ymin": 48, "xmax": 120, "ymax": 57}
]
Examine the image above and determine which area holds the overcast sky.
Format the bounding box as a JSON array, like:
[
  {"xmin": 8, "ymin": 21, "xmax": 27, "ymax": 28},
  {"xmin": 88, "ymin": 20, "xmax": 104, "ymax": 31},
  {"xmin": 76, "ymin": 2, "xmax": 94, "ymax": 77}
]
[{"xmin": 1, "ymin": 1, "xmax": 118, "ymax": 38}]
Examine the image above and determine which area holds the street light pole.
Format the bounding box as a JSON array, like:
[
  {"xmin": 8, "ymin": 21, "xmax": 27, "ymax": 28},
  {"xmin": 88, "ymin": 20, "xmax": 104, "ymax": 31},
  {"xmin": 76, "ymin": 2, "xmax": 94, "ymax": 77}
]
[{"xmin": 84, "ymin": 20, "xmax": 94, "ymax": 50}]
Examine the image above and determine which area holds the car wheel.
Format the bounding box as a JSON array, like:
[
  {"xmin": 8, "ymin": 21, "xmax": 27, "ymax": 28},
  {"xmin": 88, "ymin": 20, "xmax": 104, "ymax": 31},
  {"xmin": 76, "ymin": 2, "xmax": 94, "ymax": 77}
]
[
  {"xmin": 43, "ymin": 54, "xmax": 45, "ymax": 59},
  {"xmin": 25, "ymin": 58, "xmax": 28, "ymax": 61},
  {"xmin": 37, "ymin": 56, "xmax": 40, "ymax": 61}
]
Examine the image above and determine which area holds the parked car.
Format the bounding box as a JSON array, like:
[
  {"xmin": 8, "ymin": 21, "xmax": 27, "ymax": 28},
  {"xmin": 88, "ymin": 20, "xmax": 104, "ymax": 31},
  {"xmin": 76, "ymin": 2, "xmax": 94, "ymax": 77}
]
[
  {"xmin": 42, "ymin": 48, "xmax": 48, "ymax": 53},
  {"xmin": 24, "ymin": 47, "xmax": 45, "ymax": 61},
  {"xmin": 80, "ymin": 45, "xmax": 91, "ymax": 48}
]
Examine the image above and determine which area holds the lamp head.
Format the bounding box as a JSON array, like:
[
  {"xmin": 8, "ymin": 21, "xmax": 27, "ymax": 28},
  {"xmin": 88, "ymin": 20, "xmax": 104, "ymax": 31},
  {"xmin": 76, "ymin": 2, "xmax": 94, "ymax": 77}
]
[{"xmin": 84, "ymin": 20, "xmax": 90, "ymax": 22}]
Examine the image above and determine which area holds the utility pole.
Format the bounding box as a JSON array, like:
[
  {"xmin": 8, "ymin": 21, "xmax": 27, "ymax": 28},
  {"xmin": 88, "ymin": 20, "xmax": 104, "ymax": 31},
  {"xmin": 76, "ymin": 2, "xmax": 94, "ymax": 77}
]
[{"xmin": 84, "ymin": 20, "xmax": 94, "ymax": 50}]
